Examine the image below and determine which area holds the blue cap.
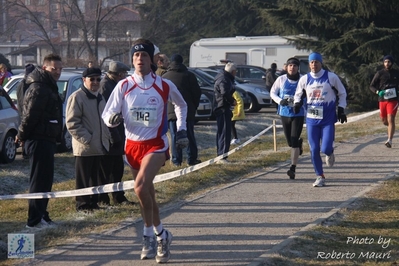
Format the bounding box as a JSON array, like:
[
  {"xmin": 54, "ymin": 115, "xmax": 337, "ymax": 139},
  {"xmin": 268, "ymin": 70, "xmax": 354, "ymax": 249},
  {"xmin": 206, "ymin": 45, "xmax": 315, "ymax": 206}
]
[{"xmin": 308, "ymin": 52, "xmax": 323, "ymax": 63}]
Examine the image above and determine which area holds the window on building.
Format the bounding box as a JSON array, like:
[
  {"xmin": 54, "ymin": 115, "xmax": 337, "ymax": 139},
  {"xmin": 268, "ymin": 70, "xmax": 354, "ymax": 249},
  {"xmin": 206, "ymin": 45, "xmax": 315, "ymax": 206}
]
[
  {"xmin": 265, "ymin": 47, "xmax": 277, "ymax": 56},
  {"xmin": 51, "ymin": 4, "xmax": 58, "ymax": 12},
  {"xmin": 103, "ymin": 0, "xmax": 119, "ymax": 6},
  {"xmin": 226, "ymin": 53, "xmax": 247, "ymax": 65},
  {"xmin": 25, "ymin": 0, "xmax": 31, "ymax": 5},
  {"xmin": 78, "ymin": 0, "xmax": 85, "ymax": 12},
  {"xmin": 52, "ymin": 21, "xmax": 58, "ymax": 29},
  {"xmin": 38, "ymin": 0, "xmax": 45, "ymax": 5}
]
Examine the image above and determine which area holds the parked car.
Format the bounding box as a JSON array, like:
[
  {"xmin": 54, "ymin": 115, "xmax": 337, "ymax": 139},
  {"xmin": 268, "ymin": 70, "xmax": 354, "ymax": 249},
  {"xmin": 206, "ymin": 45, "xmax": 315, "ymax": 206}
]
[
  {"xmin": 200, "ymin": 68, "xmax": 272, "ymax": 112},
  {"xmin": 208, "ymin": 65, "xmax": 267, "ymax": 87},
  {"xmin": 0, "ymin": 87, "xmax": 19, "ymax": 163},
  {"xmin": 188, "ymin": 68, "xmax": 251, "ymax": 119},
  {"xmin": 4, "ymin": 71, "xmax": 84, "ymax": 152}
]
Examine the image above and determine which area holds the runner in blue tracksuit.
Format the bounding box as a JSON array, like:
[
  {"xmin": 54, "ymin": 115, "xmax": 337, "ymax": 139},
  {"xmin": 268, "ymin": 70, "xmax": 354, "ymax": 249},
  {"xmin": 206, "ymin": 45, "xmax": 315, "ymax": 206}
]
[
  {"xmin": 270, "ymin": 57, "xmax": 305, "ymax": 179},
  {"xmin": 294, "ymin": 52, "xmax": 347, "ymax": 187}
]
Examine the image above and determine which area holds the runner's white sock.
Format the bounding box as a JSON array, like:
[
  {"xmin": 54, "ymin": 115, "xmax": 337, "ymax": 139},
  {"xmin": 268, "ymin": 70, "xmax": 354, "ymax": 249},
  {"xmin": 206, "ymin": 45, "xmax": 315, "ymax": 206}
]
[
  {"xmin": 143, "ymin": 226, "xmax": 154, "ymax": 237},
  {"xmin": 154, "ymin": 223, "xmax": 167, "ymax": 240}
]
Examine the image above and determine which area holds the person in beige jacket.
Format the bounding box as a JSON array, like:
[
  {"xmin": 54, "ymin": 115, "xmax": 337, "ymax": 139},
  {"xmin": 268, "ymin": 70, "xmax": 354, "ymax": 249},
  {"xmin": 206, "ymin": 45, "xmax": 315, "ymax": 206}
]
[{"xmin": 66, "ymin": 67, "xmax": 110, "ymax": 212}]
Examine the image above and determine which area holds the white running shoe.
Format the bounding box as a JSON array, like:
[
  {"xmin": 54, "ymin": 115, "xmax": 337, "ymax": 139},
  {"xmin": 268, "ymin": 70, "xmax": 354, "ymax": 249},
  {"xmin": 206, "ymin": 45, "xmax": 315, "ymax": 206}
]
[
  {"xmin": 230, "ymin": 139, "xmax": 237, "ymax": 145},
  {"xmin": 325, "ymin": 152, "xmax": 335, "ymax": 167},
  {"xmin": 141, "ymin": 235, "xmax": 156, "ymax": 260},
  {"xmin": 313, "ymin": 176, "xmax": 326, "ymax": 187},
  {"xmin": 156, "ymin": 230, "xmax": 173, "ymax": 263}
]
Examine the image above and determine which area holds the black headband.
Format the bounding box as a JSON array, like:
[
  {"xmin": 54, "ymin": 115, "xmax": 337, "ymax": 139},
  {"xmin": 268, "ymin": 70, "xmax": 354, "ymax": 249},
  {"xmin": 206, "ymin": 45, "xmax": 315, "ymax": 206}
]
[
  {"xmin": 131, "ymin": 43, "xmax": 155, "ymax": 62},
  {"xmin": 286, "ymin": 57, "xmax": 300, "ymax": 66}
]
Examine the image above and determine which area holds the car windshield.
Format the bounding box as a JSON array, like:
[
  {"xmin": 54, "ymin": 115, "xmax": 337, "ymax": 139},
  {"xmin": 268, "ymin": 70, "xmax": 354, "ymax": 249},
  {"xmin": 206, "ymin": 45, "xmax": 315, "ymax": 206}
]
[{"xmin": 197, "ymin": 70, "xmax": 216, "ymax": 85}]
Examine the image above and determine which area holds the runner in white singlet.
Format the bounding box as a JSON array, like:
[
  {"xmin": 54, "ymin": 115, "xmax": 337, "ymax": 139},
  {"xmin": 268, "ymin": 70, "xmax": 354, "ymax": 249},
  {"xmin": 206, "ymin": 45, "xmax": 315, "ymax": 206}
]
[{"xmin": 102, "ymin": 39, "xmax": 187, "ymax": 263}]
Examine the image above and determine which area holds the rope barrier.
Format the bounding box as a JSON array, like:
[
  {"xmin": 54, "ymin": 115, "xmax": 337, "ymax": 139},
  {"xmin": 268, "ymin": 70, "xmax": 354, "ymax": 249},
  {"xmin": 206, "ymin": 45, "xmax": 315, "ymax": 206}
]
[{"xmin": 0, "ymin": 109, "xmax": 380, "ymax": 200}]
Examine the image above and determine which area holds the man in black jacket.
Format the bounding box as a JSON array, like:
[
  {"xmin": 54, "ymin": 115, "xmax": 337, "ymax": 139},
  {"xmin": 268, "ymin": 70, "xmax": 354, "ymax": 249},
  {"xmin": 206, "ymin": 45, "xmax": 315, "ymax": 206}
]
[
  {"xmin": 16, "ymin": 54, "xmax": 63, "ymax": 229},
  {"xmin": 213, "ymin": 62, "xmax": 236, "ymax": 163},
  {"xmin": 163, "ymin": 54, "xmax": 202, "ymax": 166},
  {"xmin": 99, "ymin": 61, "xmax": 134, "ymax": 205},
  {"xmin": 370, "ymin": 55, "xmax": 399, "ymax": 148},
  {"xmin": 265, "ymin": 63, "xmax": 277, "ymax": 92},
  {"xmin": 15, "ymin": 63, "xmax": 35, "ymax": 159}
]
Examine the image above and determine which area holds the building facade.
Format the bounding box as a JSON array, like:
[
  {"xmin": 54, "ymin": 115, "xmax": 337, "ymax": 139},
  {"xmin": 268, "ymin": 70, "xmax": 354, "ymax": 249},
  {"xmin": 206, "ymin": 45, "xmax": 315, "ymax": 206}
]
[{"xmin": 0, "ymin": 0, "xmax": 144, "ymax": 69}]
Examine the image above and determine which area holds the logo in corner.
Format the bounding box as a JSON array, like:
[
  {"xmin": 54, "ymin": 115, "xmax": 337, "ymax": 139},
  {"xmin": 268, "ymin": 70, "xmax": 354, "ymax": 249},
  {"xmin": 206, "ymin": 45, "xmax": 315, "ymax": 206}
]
[
  {"xmin": 147, "ymin": 97, "xmax": 159, "ymax": 105},
  {"xmin": 8, "ymin": 233, "xmax": 34, "ymax": 259}
]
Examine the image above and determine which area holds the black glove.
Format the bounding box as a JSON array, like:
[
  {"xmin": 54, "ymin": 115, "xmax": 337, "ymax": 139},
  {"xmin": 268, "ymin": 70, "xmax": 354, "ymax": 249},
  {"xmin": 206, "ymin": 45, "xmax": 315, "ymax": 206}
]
[
  {"xmin": 337, "ymin": 107, "xmax": 347, "ymax": 124},
  {"xmin": 280, "ymin": 98, "xmax": 289, "ymax": 106},
  {"xmin": 294, "ymin": 103, "xmax": 301, "ymax": 114},
  {"xmin": 109, "ymin": 113, "xmax": 123, "ymax": 125},
  {"xmin": 176, "ymin": 130, "xmax": 189, "ymax": 149}
]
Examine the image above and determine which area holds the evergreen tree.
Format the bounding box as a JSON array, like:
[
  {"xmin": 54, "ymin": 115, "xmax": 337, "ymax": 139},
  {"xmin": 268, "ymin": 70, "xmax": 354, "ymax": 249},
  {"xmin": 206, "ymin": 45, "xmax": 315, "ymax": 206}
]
[
  {"xmin": 252, "ymin": 0, "xmax": 399, "ymax": 110},
  {"xmin": 138, "ymin": 0, "xmax": 270, "ymax": 64}
]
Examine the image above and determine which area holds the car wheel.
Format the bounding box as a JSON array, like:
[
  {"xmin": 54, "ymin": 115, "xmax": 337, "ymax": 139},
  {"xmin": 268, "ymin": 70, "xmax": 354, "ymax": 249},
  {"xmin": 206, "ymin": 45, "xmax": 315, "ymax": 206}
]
[
  {"xmin": 0, "ymin": 131, "xmax": 17, "ymax": 163},
  {"xmin": 246, "ymin": 94, "xmax": 261, "ymax": 113},
  {"xmin": 58, "ymin": 127, "xmax": 72, "ymax": 153}
]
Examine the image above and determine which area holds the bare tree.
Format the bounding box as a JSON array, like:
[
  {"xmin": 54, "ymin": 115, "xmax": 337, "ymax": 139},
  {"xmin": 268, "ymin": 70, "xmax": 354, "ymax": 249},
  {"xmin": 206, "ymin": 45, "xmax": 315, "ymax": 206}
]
[{"xmin": 3, "ymin": 0, "xmax": 141, "ymax": 67}]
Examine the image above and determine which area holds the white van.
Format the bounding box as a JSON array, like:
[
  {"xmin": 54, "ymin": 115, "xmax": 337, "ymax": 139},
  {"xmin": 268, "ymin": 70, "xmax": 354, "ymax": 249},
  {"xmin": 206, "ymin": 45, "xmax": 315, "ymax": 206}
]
[{"xmin": 189, "ymin": 35, "xmax": 312, "ymax": 74}]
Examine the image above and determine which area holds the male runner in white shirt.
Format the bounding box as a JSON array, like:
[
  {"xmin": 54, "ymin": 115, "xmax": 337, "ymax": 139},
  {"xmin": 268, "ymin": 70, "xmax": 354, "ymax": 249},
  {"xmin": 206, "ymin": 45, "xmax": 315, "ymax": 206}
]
[{"xmin": 102, "ymin": 38, "xmax": 188, "ymax": 263}]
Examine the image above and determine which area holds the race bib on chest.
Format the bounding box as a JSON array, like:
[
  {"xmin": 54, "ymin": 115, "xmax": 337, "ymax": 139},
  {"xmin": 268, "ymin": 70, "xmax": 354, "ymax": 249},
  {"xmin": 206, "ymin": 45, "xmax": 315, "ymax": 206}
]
[
  {"xmin": 307, "ymin": 106, "xmax": 323, "ymax": 119},
  {"xmin": 383, "ymin": 87, "xmax": 397, "ymax": 100},
  {"xmin": 129, "ymin": 106, "xmax": 158, "ymax": 127}
]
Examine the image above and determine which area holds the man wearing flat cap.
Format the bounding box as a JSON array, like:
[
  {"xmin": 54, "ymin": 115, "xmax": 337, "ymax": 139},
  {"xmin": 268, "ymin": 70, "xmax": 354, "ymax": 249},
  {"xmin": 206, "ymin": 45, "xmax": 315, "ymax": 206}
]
[
  {"xmin": 66, "ymin": 67, "xmax": 111, "ymax": 212},
  {"xmin": 98, "ymin": 61, "xmax": 134, "ymax": 206},
  {"xmin": 370, "ymin": 55, "xmax": 399, "ymax": 148}
]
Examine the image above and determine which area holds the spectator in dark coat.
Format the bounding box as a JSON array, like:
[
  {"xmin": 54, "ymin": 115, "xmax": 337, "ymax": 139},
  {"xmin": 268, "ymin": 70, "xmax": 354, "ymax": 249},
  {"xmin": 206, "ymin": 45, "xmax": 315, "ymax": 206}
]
[
  {"xmin": 213, "ymin": 62, "xmax": 237, "ymax": 163},
  {"xmin": 99, "ymin": 61, "xmax": 134, "ymax": 206},
  {"xmin": 16, "ymin": 64, "xmax": 36, "ymax": 117},
  {"xmin": 16, "ymin": 63, "xmax": 36, "ymax": 159},
  {"xmin": 17, "ymin": 54, "xmax": 63, "ymax": 229},
  {"xmin": 265, "ymin": 63, "xmax": 278, "ymax": 92},
  {"xmin": 162, "ymin": 54, "xmax": 202, "ymax": 166}
]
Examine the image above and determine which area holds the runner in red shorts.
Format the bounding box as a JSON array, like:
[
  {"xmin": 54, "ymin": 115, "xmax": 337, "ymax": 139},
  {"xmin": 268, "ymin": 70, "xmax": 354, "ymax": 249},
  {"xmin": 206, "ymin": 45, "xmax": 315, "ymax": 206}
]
[
  {"xmin": 102, "ymin": 38, "xmax": 188, "ymax": 263},
  {"xmin": 370, "ymin": 55, "xmax": 399, "ymax": 148}
]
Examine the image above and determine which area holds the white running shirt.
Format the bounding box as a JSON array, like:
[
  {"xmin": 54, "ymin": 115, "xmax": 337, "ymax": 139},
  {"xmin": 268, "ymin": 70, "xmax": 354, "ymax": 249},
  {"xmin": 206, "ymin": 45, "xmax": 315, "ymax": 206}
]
[{"xmin": 102, "ymin": 71, "xmax": 187, "ymax": 141}]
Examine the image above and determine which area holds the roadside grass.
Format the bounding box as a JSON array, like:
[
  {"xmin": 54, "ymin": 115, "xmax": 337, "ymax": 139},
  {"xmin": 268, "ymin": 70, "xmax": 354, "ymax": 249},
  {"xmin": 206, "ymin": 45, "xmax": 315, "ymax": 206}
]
[
  {"xmin": 0, "ymin": 111, "xmax": 397, "ymax": 265},
  {"xmin": 0, "ymin": 129, "xmax": 290, "ymax": 264},
  {"xmin": 265, "ymin": 176, "xmax": 399, "ymax": 266}
]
